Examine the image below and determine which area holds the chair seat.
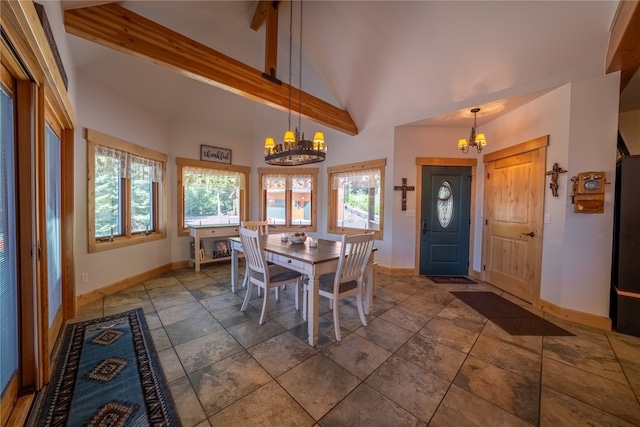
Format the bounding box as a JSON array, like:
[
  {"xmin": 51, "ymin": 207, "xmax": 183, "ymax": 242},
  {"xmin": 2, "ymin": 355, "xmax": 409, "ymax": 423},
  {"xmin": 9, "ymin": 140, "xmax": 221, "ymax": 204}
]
[
  {"xmin": 319, "ymin": 272, "xmax": 357, "ymax": 294},
  {"xmin": 269, "ymin": 265, "xmax": 302, "ymax": 282}
]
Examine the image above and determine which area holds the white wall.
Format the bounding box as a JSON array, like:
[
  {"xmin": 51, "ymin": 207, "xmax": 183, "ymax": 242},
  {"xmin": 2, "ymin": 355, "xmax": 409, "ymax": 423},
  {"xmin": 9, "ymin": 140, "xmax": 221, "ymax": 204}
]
[
  {"xmin": 75, "ymin": 74, "xmax": 172, "ymax": 294},
  {"xmin": 31, "ymin": 0, "xmax": 626, "ymax": 321},
  {"xmin": 560, "ymin": 74, "xmax": 619, "ymax": 316},
  {"xmin": 322, "ymin": 122, "xmax": 396, "ymax": 267},
  {"xmin": 74, "ymin": 70, "xmax": 620, "ymax": 319},
  {"xmin": 393, "ymin": 126, "xmax": 471, "ymax": 270},
  {"xmin": 393, "ymin": 73, "xmax": 619, "ymax": 318},
  {"xmin": 74, "ymin": 67, "xmax": 260, "ymax": 295},
  {"xmin": 482, "ymin": 85, "xmax": 572, "ymax": 305},
  {"xmin": 66, "ymin": 16, "xmax": 621, "ymax": 320},
  {"xmin": 168, "ymin": 114, "xmax": 255, "ymax": 265},
  {"xmin": 249, "ymin": 106, "xmax": 397, "ymax": 267}
]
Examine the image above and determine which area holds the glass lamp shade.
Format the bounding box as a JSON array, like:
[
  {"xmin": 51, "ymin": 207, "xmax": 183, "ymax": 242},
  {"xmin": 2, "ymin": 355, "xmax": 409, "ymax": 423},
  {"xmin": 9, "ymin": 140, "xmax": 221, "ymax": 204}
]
[
  {"xmin": 284, "ymin": 130, "xmax": 296, "ymax": 143},
  {"xmin": 458, "ymin": 138, "xmax": 468, "ymax": 149},
  {"xmin": 475, "ymin": 133, "xmax": 487, "ymax": 146},
  {"xmin": 264, "ymin": 137, "xmax": 275, "ymax": 155},
  {"xmin": 313, "ymin": 132, "xmax": 325, "ymax": 150}
]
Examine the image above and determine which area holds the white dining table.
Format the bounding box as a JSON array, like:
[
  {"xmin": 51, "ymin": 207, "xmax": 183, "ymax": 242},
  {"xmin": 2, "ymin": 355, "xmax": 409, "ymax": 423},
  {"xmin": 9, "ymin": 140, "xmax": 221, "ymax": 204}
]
[{"xmin": 229, "ymin": 234, "xmax": 376, "ymax": 347}]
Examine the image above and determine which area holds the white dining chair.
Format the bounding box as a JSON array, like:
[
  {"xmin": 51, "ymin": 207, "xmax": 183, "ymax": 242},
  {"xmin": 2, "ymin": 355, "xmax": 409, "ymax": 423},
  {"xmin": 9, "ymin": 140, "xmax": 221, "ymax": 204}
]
[
  {"xmin": 239, "ymin": 227, "xmax": 303, "ymax": 324},
  {"xmin": 241, "ymin": 220, "xmax": 269, "ymax": 235},
  {"xmin": 240, "ymin": 220, "xmax": 270, "ymax": 295},
  {"xmin": 305, "ymin": 232, "xmax": 375, "ymax": 341}
]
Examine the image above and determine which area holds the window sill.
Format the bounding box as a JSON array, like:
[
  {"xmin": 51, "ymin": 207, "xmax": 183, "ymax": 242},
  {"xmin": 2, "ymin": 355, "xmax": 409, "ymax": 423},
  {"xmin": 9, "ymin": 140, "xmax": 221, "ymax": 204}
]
[
  {"xmin": 328, "ymin": 226, "xmax": 382, "ymax": 240},
  {"xmin": 268, "ymin": 226, "xmax": 317, "ymax": 234},
  {"xmin": 89, "ymin": 232, "xmax": 165, "ymax": 253}
]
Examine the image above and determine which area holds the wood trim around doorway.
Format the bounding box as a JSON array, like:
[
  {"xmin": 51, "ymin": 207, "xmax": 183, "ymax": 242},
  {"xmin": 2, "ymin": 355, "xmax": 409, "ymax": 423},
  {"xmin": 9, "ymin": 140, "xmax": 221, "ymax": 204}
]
[
  {"xmin": 414, "ymin": 157, "xmax": 478, "ymax": 276},
  {"xmin": 482, "ymin": 135, "xmax": 549, "ymax": 163}
]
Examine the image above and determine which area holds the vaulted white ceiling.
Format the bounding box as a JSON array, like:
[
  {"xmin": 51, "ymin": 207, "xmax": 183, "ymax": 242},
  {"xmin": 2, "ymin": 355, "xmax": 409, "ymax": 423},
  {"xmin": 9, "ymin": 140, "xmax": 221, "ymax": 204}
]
[{"xmin": 63, "ymin": 1, "xmax": 632, "ymax": 132}]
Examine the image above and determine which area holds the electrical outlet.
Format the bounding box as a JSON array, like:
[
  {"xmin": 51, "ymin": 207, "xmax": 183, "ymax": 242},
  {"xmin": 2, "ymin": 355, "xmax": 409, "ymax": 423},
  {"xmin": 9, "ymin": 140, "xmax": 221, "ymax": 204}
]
[{"xmin": 81, "ymin": 273, "xmax": 89, "ymax": 283}]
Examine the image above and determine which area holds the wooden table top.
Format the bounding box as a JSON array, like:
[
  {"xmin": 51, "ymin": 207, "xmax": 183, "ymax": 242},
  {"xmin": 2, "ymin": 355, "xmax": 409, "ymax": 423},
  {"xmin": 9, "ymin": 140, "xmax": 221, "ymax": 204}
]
[{"xmin": 230, "ymin": 234, "xmax": 342, "ymax": 265}]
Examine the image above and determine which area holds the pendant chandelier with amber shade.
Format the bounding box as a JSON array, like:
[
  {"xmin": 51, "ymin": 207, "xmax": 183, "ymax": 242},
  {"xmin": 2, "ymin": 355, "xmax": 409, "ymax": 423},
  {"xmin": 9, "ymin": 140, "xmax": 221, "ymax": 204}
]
[{"xmin": 264, "ymin": 0, "xmax": 326, "ymax": 166}]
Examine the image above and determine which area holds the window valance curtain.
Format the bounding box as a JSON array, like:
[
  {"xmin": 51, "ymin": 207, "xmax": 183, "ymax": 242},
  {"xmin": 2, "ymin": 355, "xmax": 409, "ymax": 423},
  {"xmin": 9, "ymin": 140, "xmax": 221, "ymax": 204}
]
[
  {"xmin": 95, "ymin": 145, "xmax": 163, "ymax": 182},
  {"xmin": 262, "ymin": 174, "xmax": 311, "ymax": 190},
  {"xmin": 183, "ymin": 166, "xmax": 245, "ymax": 190},
  {"xmin": 331, "ymin": 168, "xmax": 380, "ymax": 190}
]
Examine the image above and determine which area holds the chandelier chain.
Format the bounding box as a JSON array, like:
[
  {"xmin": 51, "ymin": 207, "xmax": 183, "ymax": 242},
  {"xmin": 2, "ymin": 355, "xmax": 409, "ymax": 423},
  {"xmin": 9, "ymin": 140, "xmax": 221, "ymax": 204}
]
[
  {"xmin": 264, "ymin": 0, "xmax": 326, "ymax": 166},
  {"xmin": 298, "ymin": 0, "xmax": 303, "ymax": 136},
  {"xmin": 287, "ymin": 0, "xmax": 293, "ymax": 133}
]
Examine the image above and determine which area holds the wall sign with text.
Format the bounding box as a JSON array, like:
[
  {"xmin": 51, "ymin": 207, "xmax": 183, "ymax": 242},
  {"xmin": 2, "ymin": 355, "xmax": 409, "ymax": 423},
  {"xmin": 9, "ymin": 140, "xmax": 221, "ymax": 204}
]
[{"xmin": 200, "ymin": 145, "xmax": 232, "ymax": 164}]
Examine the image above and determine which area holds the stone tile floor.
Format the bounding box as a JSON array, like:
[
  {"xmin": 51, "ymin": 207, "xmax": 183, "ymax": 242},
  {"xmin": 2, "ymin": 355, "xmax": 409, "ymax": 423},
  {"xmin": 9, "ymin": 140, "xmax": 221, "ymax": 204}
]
[{"xmin": 74, "ymin": 262, "xmax": 640, "ymax": 426}]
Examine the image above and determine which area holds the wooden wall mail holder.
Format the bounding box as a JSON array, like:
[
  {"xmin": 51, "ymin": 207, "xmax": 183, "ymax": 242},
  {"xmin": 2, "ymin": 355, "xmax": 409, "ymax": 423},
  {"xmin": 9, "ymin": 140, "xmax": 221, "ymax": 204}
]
[{"xmin": 571, "ymin": 172, "xmax": 605, "ymax": 214}]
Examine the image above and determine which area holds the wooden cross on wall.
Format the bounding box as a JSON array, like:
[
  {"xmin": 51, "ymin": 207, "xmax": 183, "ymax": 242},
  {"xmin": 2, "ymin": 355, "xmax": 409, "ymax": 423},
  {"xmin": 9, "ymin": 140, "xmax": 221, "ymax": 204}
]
[{"xmin": 394, "ymin": 178, "xmax": 415, "ymax": 211}]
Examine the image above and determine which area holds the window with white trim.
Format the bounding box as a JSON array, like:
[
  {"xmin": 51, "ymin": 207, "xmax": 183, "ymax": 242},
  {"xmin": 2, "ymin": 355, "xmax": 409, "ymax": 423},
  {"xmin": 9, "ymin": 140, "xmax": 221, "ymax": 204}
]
[
  {"xmin": 258, "ymin": 168, "xmax": 318, "ymax": 231},
  {"xmin": 327, "ymin": 159, "xmax": 385, "ymax": 239},
  {"xmin": 87, "ymin": 129, "xmax": 167, "ymax": 252}
]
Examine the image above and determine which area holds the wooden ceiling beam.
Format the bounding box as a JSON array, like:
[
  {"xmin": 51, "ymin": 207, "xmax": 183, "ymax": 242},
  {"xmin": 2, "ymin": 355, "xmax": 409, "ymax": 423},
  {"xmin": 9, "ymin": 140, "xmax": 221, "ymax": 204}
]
[
  {"xmin": 64, "ymin": 3, "xmax": 358, "ymax": 135},
  {"xmin": 251, "ymin": 1, "xmax": 279, "ymax": 79},
  {"xmin": 264, "ymin": 1, "xmax": 279, "ymax": 79},
  {"xmin": 606, "ymin": 0, "xmax": 640, "ymax": 92},
  {"xmin": 250, "ymin": 0, "xmax": 270, "ymax": 30}
]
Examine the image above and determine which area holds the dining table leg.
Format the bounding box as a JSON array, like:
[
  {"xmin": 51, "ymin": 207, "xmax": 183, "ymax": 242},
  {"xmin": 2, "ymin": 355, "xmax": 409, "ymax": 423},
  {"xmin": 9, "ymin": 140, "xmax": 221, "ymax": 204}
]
[
  {"xmin": 364, "ymin": 262, "xmax": 377, "ymax": 315},
  {"xmin": 307, "ymin": 273, "xmax": 319, "ymax": 347},
  {"xmin": 231, "ymin": 247, "xmax": 239, "ymax": 293}
]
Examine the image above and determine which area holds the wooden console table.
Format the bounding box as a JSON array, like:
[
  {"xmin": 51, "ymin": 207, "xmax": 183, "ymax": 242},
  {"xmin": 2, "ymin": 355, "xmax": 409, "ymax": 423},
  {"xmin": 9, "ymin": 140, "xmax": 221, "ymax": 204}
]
[{"xmin": 188, "ymin": 225, "xmax": 239, "ymax": 272}]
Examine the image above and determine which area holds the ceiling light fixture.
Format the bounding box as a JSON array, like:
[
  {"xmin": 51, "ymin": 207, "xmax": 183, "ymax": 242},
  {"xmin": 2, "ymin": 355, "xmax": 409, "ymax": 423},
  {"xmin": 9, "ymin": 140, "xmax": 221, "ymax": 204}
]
[
  {"xmin": 265, "ymin": 0, "xmax": 326, "ymax": 166},
  {"xmin": 458, "ymin": 107, "xmax": 487, "ymax": 154}
]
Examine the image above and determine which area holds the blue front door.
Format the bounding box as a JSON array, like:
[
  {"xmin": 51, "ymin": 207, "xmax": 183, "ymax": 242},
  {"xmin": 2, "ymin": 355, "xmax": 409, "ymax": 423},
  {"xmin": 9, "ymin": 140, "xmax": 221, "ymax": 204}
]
[{"xmin": 420, "ymin": 166, "xmax": 471, "ymax": 275}]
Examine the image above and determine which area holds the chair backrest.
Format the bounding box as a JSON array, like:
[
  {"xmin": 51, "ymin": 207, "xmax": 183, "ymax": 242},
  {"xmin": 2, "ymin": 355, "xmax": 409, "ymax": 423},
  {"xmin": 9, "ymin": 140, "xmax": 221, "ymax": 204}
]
[
  {"xmin": 242, "ymin": 220, "xmax": 269, "ymax": 235},
  {"xmin": 239, "ymin": 227, "xmax": 268, "ymax": 283},
  {"xmin": 335, "ymin": 232, "xmax": 375, "ymax": 287}
]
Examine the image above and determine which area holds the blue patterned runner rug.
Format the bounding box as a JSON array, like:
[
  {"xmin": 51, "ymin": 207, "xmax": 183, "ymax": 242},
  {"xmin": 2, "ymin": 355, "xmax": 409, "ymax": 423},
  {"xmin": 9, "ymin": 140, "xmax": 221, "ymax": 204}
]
[{"xmin": 34, "ymin": 308, "xmax": 179, "ymax": 426}]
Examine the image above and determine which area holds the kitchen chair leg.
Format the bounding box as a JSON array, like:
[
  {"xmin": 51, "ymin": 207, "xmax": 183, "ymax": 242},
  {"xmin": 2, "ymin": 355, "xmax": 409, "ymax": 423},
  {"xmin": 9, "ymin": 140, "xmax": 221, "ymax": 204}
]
[
  {"xmin": 356, "ymin": 290, "xmax": 367, "ymax": 327},
  {"xmin": 241, "ymin": 281, "xmax": 253, "ymax": 312},
  {"xmin": 259, "ymin": 287, "xmax": 269, "ymax": 325},
  {"xmin": 332, "ymin": 298, "xmax": 342, "ymax": 341}
]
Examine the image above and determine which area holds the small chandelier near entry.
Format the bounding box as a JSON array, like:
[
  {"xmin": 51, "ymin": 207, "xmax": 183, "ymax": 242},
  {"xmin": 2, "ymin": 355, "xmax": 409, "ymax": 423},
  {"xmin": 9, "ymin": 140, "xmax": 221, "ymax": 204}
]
[
  {"xmin": 264, "ymin": 0, "xmax": 327, "ymax": 166},
  {"xmin": 458, "ymin": 108, "xmax": 487, "ymax": 154}
]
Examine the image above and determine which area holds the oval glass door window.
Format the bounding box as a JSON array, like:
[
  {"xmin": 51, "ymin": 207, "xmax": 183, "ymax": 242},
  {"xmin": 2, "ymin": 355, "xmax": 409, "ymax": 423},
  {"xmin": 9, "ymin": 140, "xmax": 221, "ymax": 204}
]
[{"xmin": 437, "ymin": 181, "xmax": 454, "ymax": 228}]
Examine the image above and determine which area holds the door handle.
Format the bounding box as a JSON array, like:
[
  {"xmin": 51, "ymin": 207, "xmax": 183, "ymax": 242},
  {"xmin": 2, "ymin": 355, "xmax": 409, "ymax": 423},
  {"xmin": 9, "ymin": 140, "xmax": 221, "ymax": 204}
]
[
  {"xmin": 520, "ymin": 232, "xmax": 535, "ymax": 237},
  {"xmin": 422, "ymin": 221, "xmax": 429, "ymax": 235}
]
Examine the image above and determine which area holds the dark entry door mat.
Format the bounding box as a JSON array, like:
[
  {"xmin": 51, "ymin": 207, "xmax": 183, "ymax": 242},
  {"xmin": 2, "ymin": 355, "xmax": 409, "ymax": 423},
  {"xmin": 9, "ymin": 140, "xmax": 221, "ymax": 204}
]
[
  {"xmin": 450, "ymin": 291, "xmax": 575, "ymax": 336},
  {"xmin": 427, "ymin": 276, "xmax": 478, "ymax": 284}
]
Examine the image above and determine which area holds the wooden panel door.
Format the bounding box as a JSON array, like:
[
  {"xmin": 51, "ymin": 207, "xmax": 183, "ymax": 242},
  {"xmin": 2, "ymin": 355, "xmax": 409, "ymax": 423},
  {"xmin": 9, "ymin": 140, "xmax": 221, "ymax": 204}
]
[{"xmin": 482, "ymin": 141, "xmax": 546, "ymax": 303}]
